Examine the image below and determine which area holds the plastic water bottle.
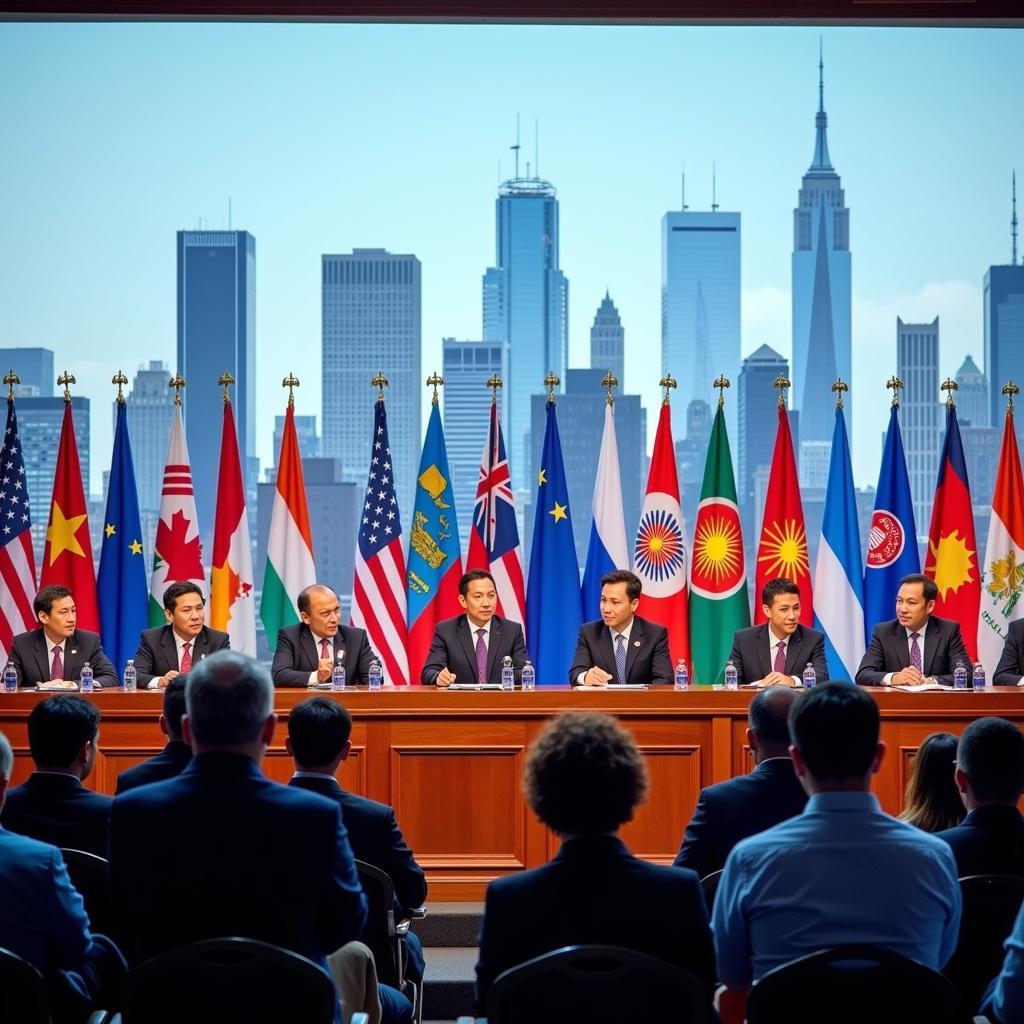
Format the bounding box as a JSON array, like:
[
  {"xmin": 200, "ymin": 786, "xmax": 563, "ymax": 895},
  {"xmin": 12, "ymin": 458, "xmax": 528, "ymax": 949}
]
[
  {"xmin": 724, "ymin": 660, "xmax": 738, "ymax": 691},
  {"xmin": 674, "ymin": 658, "xmax": 690, "ymax": 691},
  {"xmin": 79, "ymin": 662, "xmax": 94, "ymax": 693},
  {"xmin": 972, "ymin": 662, "xmax": 986, "ymax": 691},
  {"xmin": 802, "ymin": 662, "xmax": 817, "ymax": 689},
  {"xmin": 367, "ymin": 658, "xmax": 383, "ymax": 692},
  {"xmin": 3, "ymin": 661, "xmax": 17, "ymax": 693},
  {"xmin": 501, "ymin": 655, "xmax": 515, "ymax": 691},
  {"xmin": 331, "ymin": 653, "xmax": 347, "ymax": 692},
  {"xmin": 953, "ymin": 661, "xmax": 968, "ymax": 690},
  {"xmin": 521, "ymin": 660, "xmax": 536, "ymax": 691},
  {"xmin": 123, "ymin": 659, "xmax": 137, "ymax": 692}
]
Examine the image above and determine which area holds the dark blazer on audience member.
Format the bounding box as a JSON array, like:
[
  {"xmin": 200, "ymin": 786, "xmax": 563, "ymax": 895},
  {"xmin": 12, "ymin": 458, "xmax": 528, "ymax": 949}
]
[
  {"xmin": 133, "ymin": 624, "xmax": 230, "ymax": 689},
  {"xmin": 935, "ymin": 805, "xmax": 1024, "ymax": 877},
  {"xmin": 673, "ymin": 756, "xmax": 809, "ymax": 879},
  {"xmin": 9, "ymin": 628, "xmax": 118, "ymax": 689},
  {"xmin": 271, "ymin": 623, "xmax": 376, "ymax": 688},
  {"xmin": 0, "ymin": 772, "xmax": 112, "ymax": 857},
  {"xmin": 994, "ymin": 620, "xmax": 1024, "ymax": 686},
  {"xmin": 567, "ymin": 616, "xmax": 673, "ymax": 686},
  {"xmin": 114, "ymin": 741, "xmax": 193, "ymax": 795},
  {"xmin": 855, "ymin": 616, "xmax": 971, "ymax": 687},
  {"xmin": 421, "ymin": 614, "xmax": 527, "ymax": 686},
  {"xmin": 726, "ymin": 624, "xmax": 829, "ymax": 686},
  {"xmin": 474, "ymin": 834, "xmax": 716, "ymax": 1016}
]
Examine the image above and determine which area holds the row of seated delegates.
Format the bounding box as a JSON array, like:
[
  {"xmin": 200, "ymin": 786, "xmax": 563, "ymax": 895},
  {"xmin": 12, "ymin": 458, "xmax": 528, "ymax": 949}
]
[{"xmin": 0, "ymin": 732, "xmax": 125, "ymax": 1024}]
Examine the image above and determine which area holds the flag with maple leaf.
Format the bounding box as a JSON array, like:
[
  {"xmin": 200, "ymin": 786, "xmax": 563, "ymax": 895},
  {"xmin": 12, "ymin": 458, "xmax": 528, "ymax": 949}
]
[{"xmin": 149, "ymin": 406, "xmax": 206, "ymax": 625}]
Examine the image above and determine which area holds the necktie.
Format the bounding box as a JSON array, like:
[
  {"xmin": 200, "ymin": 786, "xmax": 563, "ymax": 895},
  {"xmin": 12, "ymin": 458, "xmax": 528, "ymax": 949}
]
[
  {"xmin": 773, "ymin": 640, "xmax": 786, "ymax": 674},
  {"xmin": 320, "ymin": 638, "xmax": 331, "ymax": 662},
  {"xmin": 180, "ymin": 641, "xmax": 192, "ymax": 674},
  {"xmin": 615, "ymin": 634, "xmax": 627, "ymax": 686},
  {"xmin": 50, "ymin": 645, "xmax": 63, "ymax": 681},
  {"xmin": 910, "ymin": 632, "xmax": 922, "ymax": 672},
  {"xmin": 475, "ymin": 628, "xmax": 488, "ymax": 684}
]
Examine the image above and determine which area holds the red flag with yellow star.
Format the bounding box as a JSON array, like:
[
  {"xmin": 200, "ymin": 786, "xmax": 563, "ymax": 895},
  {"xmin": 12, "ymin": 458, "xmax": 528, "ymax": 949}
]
[
  {"xmin": 755, "ymin": 404, "xmax": 813, "ymax": 625},
  {"xmin": 40, "ymin": 403, "xmax": 99, "ymax": 630}
]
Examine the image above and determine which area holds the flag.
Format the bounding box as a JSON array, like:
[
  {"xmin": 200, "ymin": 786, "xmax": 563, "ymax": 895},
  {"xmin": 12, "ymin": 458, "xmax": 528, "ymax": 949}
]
[
  {"xmin": 466, "ymin": 399, "xmax": 526, "ymax": 629},
  {"xmin": 925, "ymin": 404, "xmax": 980, "ymax": 659},
  {"xmin": 352, "ymin": 396, "xmax": 410, "ymax": 685},
  {"xmin": 863, "ymin": 404, "xmax": 919, "ymax": 639},
  {"xmin": 261, "ymin": 402, "xmax": 316, "ymax": 652},
  {"xmin": 978, "ymin": 405, "xmax": 1024, "ymax": 675},
  {"xmin": 97, "ymin": 401, "xmax": 148, "ymax": 677},
  {"xmin": 755, "ymin": 405, "xmax": 813, "ymax": 625},
  {"xmin": 407, "ymin": 402, "xmax": 463, "ymax": 683},
  {"xmin": 525, "ymin": 399, "xmax": 581, "ymax": 684},
  {"xmin": 689, "ymin": 404, "xmax": 749, "ymax": 683},
  {"xmin": 0, "ymin": 398, "xmax": 37, "ymax": 661},
  {"xmin": 632, "ymin": 401, "xmax": 690, "ymax": 666},
  {"xmin": 40, "ymin": 402, "xmax": 99, "ymax": 631},
  {"xmin": 149, "ymin": 406, "xmax": 205, "ymax": 626},
  {"xmin": 813, "ymin": 406, "xmax": 865, "ymax": 681},
  {"xmin": 209, "ymin": 401, "xmax": 256, "ymax": 655},
  {"xmin": 582, "ymin": 402, "xmax": 629, "ymax": 621}
]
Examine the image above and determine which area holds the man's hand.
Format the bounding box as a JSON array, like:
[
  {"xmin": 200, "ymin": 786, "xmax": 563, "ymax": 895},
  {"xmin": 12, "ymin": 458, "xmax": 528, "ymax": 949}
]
[
  {"xmin": 891, "ymin": 666, "xmax": 926, "ymax": 686},
  {"xmin": 582, "ymin": 667, "xmax": 614, "ymax": 686},
  {"xmin": 762, "ymin": 671, "xmax": 794, "ymax": 687},
  {"xmin": 316, "ymin": 658, "xmax": 334, "ymax": 684},
  {"xmin": 436, "ymin": 668, "xmax": 456, "ymax": 688},
  {"xmin": 155, "ymin": 670, "xmax": 179, "ymax": 689}
]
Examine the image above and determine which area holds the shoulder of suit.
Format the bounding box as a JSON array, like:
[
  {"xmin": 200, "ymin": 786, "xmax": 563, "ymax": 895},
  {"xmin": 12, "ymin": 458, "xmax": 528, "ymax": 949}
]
[
  {"xmin": 73, "ymin": 628, "xmax": 103, "ymax": 645},
  {"xmin": 735, "ymin": 624, "xmax": 765, "ymax": 642}
]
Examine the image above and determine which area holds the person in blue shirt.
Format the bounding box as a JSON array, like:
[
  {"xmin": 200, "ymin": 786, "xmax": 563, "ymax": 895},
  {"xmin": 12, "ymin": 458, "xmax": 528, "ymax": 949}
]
[
  {"xmin": 712, "ymin": 682, "xmax": 962, "ymax": 990},
  {"xmin": 982, "ymin": 900, "xmax": 1024, "ymax": 1023}
]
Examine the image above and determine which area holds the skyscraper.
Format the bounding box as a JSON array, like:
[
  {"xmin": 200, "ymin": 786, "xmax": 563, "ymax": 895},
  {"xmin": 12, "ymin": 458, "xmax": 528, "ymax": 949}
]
[
  {"xmin": 176, "ymin": 230, "xmax": 256, "ymax": 542},
  {"xmin": 322, "ymin": 249, "xmax": 421, "ymax": 523},
  {"xmin": 272, "ymin": 414, "xmax": 319, "ymax": 468},
  {"xmin": 482, "ymin": 172, "xmax": 568, "ymax": 491},
  {"xmin": 955, "ymin": 354, "xmax": 989, "ymax": 427},
  {"xmin": 792, "ymin": 55, "xmax": 851, "ymax": 455},
  {"xmin": 0, "ymin": 348, "xmax": 53, "ymax": 396},
  {"xmin": 589, "ymin": 292, "xmax": 624, "ymax": 388},
  {"xmin": 123, "ymin": 361, "xmax": 175, "ymax": 515},
  {"xmin": 676, "ymin": 398, "xmax": 712, "ymax": 532}
]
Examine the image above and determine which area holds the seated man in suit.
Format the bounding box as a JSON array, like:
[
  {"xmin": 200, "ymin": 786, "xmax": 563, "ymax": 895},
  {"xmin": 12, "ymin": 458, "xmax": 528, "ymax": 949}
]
[
  {"xmin": 713, "ymin": 683, "xmax": 961, "ymax": 990},
  {"xmin": 568, "ymin": 569, "xmax": 672, "ymax": 687},
  {"xmin": 272, "ymin": 584, "xmax": 378, "ymax": 688},
  {"xmin": 936, "ymin": 716, "xmax": 1024, "ymax": 876},
  {"xmin": 674, "ymin": 684, "xmax": 807, "ymax": 878},
  {"xmin": 993, "ymin": 620, "xmax": 1024, "ymax": 686},
  {"xmin": 422, "ymin": 569, "xmax": 527, "ymax": 687},
  {"xmin": 115, "ymin": 677, "xmax": 192, "ymax": 793},
  {"xmin": 0, "ymin": 695, "xmax": 111, "ymax": 856},
  {"xmin": 856, "ymin": 572, "xmax": 971, "ymax": 687},
  {"xmin": 475, "ymin": 712, "xmax": 716, "ymax": 1016},
  {"xmin": 9, "ymin": 584, "xmax": 117, "ymax": 690},
  {"xmin": 727, "ymin": 577, "xmax": 828, "ymax": 686},
  {"xmin": 134, "ymin": 581, "xmax": 229, "ymax": 690}
]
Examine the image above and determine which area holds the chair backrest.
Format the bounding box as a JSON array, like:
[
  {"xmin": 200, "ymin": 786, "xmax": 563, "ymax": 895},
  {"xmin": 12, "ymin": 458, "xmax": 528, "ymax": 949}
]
[
  {"xmin": 485, "ymin": 944, "xmax": 707, "ymax": 1024},
  {"xmin": 60, "ymin": 847, "xmax": 113, "ymax": 936},
  {"xmin": 700, "ymin": 869, "xmax": 723, "ymax": 914},
  {"xmin": 0, "ymin": 946, "xmax": 49, "ymax": 1024},
  {"xmin": 354, "ymin": 859, "xmax": 401, "ymax": 988},
  {"xmin": 745, "ymin": 944, "xmax": 958, "ymax": 1024},
  {"xmin": 122, "ymin": 937, "xmax": 338, "ymax": 1024}
]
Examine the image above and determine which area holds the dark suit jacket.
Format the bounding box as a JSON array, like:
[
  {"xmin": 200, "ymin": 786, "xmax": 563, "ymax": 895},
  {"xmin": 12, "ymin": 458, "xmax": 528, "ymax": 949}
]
[
  {"xmin": 727, "ymin": 624, "xmax": 829, "ymax": 686},
  {"xmin": 133, "ymin": 624, "xmax": 230, "ymax": 689},
  {"xmin": 0, "ymin": 772, "xmax": 112, "ymax": 857},
  {"xmin": 568, "ymin": 616, "xmax": 672, "ymax": 686},
  {"xmin": 935, "ymin": 805, "xmax": 1024, "ymax": 877},
  {"xmin": 673, "ymin": 757, "xmax": 809, "ymax": 879},
  {"xmin": 855, "ymin": 616, "xmax": 971, "ymax": 686},
  {"xmin": 474, "ymin": 834, "xmax": 716, "ymax": 1016},
  {"xmin": 421, "ymin": 614, "xmax": 528, "ymax": 686},
  {"xmin": 114, "ymin": 741, "xmax": 193, "ymax": 795},
  {"xmin": 271, "ymin": 623, "xmax": 376, "ymax": 688},
  {"xmin": 109, "ymin": 752, "xmax": 367, "ymax": 970},
  {"xmin": 994, "ymin": 620, "xmax": 1024, "ymax": 686},
  {"xmin": 9, "ymin": 628, "xmax": 118, "ymax": 689}
]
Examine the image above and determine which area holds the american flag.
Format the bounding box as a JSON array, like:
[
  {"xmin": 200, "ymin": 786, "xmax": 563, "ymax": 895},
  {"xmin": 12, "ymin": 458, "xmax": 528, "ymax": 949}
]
[
  {"xmin": 0, "ymin": 398, "xmax": 38, "ymax": 661},
  {"xmin": 351, "ymin": 397, "xmax": 410, "ymax": 685},
  {"xmin": 466, "ymin": 400, "xmax": 526, "ymax": 631}
]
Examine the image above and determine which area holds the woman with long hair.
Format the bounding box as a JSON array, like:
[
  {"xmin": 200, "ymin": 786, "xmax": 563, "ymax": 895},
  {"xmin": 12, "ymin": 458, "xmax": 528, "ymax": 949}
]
[{"xmin": 900, "ymin": 732, "xmax": 965, "ymax": 833}]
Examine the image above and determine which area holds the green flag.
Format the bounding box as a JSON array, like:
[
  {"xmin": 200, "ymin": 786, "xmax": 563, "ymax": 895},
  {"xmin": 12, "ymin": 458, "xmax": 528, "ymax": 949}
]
[{"xmin": 689, "ymin": 404, "xmax": 750, "ymax": 683}]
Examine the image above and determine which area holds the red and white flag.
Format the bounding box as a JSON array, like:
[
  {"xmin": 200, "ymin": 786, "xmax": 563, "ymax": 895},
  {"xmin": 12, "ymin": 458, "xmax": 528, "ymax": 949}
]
[{"xmin": 0, "ymin": 398, "xmax": 37, "ymax": 659}]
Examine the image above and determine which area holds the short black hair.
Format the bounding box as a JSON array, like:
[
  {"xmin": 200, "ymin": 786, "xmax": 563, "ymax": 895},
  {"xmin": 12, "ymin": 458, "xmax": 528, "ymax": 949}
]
[
  {"xmin": 297, "ymin": 584, "xmax": 336, "ymax": 615},
  {"xmin": 748, "ymin": 685, "xmax": 798, "ymax": 746},
  {"xmin": 524, "ymin": 712, "xmax": 648, "ymax": 834},
  {"xmin": 162, "ymin": 676, "xmax": 188, "ymax": 741},
  {"xmin": 163, "ymin": 581, "xmax": 204, "ymax": 613},
  {"xmin": 27, "ymin": 696, "xmax": 100, "ymax": 769},
  {"xmin": 789, "ymin": 682, "xmax": 880, "ymax": 781},
  {"xmin": 761, "ymin": 577, "xmax": 800, "ymax": 608},
  {"xmin": 33, "ymin": 585, "xmax": 73, "ymax": 617},
  {"xmin": 601, "ymin": 569, "xmax": 642, "ymax": 602},
  {"xmin": 288, "ymin": 698, "xmax": 353, "ymax": 767},
  {"xmin": 957, "ymin": 717, "xmax": 1024, "ymax": 804},
  {"xmin": 899, "ymin": 573, "xmax": 938, "ymax": 603},
  {"xmin": 459, "ymin": 569, "xmax": 496, "ymax": 596}
]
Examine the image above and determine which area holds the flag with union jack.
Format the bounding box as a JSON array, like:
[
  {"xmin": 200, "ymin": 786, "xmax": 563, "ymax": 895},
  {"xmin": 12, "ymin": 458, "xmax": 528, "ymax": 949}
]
[
  {"xmin": 466, "ymin": 399, "xmax": 526, "ymax": 632},
  {"xmin": 351, "ymin": 394, "xmax": 410, "ymax": 685}
]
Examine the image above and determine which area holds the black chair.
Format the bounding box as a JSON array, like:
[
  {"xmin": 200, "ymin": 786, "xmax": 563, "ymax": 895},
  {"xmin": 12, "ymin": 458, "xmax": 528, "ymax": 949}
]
[
  {"xmin": 700, "ymin": 869, "xmax": 723, "ymax": 914},
  {"xmin": 485, "ymin": 944, "xmax": 707, "ymax": 1024},
  {"xmin": 745, "ymin": 944, "xmax": 959, "ymax": 1024},
  {"xmin": 122, "ymin": 937, "xmax": 337, "ymax": 1024},
  {"xmin": 61, "ymin": 848, "xmax": 113, "ymax": 937},
  {"xmin": 0, "ymin": 946, "xmax": 49, "ymax": 1024}
]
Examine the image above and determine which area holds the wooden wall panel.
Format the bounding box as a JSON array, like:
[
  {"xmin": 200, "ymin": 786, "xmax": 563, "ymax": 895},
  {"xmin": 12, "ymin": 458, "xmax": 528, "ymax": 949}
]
[{"xmin": 620, "ymin": 743, "xmax": 701, "ymax": 861}]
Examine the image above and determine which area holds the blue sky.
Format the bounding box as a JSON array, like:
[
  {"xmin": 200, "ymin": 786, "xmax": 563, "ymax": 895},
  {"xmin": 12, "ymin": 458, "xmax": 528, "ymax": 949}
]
[{"xmin": 1, "ymin": 22, "xmax": 1022, "ymax": 493}]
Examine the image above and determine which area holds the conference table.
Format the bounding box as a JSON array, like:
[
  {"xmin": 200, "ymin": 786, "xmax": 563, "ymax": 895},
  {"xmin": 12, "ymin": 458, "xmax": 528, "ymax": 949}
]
[{"xmin": 2, "ymin": 685, "xmax": 1022, "ymax": 901}]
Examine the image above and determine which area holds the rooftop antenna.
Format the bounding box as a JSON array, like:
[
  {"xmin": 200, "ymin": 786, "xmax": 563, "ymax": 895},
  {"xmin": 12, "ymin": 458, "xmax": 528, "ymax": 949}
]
[
  {"xmin": 526, "ymin": 161, "xmax": 531, "ymax": 178},
  {"xmin": 511, "ymin": 114, "xmax": 521, "ymax": 179},
  {"xmin": 711, "ymin": 163, "xmax": 719, "ymax": 212},
  {"xmin": 228, "ymin": 197, "xmax": 232, "ymax": 231},
  {"xmin": 819, "ymin": 36, "xmax": 825, "ymax": 113},
  {"xmin": 1013, "ymin": 170, "xmax": 1019, "ymax": 266},
  {"xmin": 535, "ymin": 118, "xmax": 540, "ymax": 178},
  {"xmin": 681, "ymin": 164, "xmax": 689, "ymax": 211}
]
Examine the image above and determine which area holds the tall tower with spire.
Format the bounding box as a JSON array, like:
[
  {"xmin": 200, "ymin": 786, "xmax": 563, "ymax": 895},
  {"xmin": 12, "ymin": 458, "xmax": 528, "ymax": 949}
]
[
  {"xmin": 590, "ymin": 291, "xmax": 625, "ymax": 388},
  {"xmin": 792, "ymin": 48, "xmax": 852, "ymax": 457}
]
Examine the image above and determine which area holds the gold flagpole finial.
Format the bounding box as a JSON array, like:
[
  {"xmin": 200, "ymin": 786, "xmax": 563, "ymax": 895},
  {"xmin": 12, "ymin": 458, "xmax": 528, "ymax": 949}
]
[
  {"xmin": 886, "ymin": 376, "xmax": 904, "ymax": 408},
  {"xmin": 713, "ymin": 374, "xmax": 731, "ymax": 409},
  {"xmin": 282, "ymin": 372, "xmax": 300, "ymax": 407},
  {"xmin": 543, "ymin": 371, "xmax": 560, "ymax": 404},
  {"xmin": 831, "ymin": 378, "xmax": 849, "ymax": 410},
  {"xmin": 57, "ymin": 371, "xmax": 76, "ymax": 404},
  {"xmin": 371, "ymin": 371, "xmax": 389, "ymax": 402},
  {"xmin": 169, "ymin": 373, "xmax": 186, "ymax": 406},
  {"xmin": 601, "ymin": 371, "xmax": 619, "ymax": 406},
  {"xmin": 218, "ymin": 370, "xmax": 235, "ymax": 403},
  {"xmin": 112, "ymin": 370, "xmax": 129, "ymax": 405},
  {"xmin": 485, "ymin": 374, "xmax": 503, "ymax": 403},
  {"xmin": 426, "ymin": 371, "xmax": 444, "ymax": 407},
  {"xmin": 3, "ymin": 370, "xmax": 20, "ymax": 402},
  {"xmin": 940, "ymin": 377, "xmax": 958, "ymax": 409},
  {"xmin": 772, "ymin": 373, "xmax": 791, "ymax": 408},
  {"xmin": 1003, "ymin": 380, "xmax": 1020, "ymax": 417},
  {"xmin": 659, "ymin": 373, "xmax": 677, "ymax": 407}
]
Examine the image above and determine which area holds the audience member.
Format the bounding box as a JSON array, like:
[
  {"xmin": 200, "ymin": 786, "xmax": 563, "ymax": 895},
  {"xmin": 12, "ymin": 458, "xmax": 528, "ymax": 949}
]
[
  {"xmin": 713, "ymin": 682, "xmax": 961, "ymax": 989},
  {"xmin": 674, "ymin": 685, "xmax": 807, "ymax": 878},
  {"xmin": 475, "ymin": 711, "xmax": 716, "ymax": 1015},
  {"xmin": 0, "ymin": 695, "xmax": 111, "ymax": 856},
  {"xmin": 936, "ymin": 716, "xmax": 1024, "ymax": 876},
  {"xmin": 114, "ymin": 677, "xmax": 192, "ymax": 793},
  {"xmin": 898, "ymin": 732, "xmax": 965, "ymax": 833},
  {"xmin": 981, "ymin": 900, "xmax": 1024, "ymax": 1024}
]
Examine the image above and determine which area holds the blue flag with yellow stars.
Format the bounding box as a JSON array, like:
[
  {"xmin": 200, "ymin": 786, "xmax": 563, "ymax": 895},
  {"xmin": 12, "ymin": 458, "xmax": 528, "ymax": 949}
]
[
  {"xmin": 97, "ymin": 399, "xmax": 149, "ymax": 678},
  {"xmin": 526, "ymin": 398, "xmax": 582, "ymax": 685}
]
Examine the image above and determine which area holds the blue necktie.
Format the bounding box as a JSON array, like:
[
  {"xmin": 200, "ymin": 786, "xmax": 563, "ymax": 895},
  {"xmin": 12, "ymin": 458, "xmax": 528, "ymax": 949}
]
[{"xmin": 615, "ymin": 633, "xmax": 626, "ymax": 686}]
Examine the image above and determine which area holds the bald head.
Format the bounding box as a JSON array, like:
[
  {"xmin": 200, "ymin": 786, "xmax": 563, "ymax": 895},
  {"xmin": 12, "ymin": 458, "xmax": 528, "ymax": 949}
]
[{"xmin": 748, "ymin": 685, "xmax": 799, "ymax": 761}]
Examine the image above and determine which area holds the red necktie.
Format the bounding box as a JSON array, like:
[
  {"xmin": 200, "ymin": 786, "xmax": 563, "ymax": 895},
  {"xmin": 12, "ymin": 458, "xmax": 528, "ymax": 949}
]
[
  {"xmin": 51, "ymin": 645, "xmax": 64, "ymax": 681},
  {"xmin": 180, "ymin": 641, "xmax": 192, "ymax": 674}
]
